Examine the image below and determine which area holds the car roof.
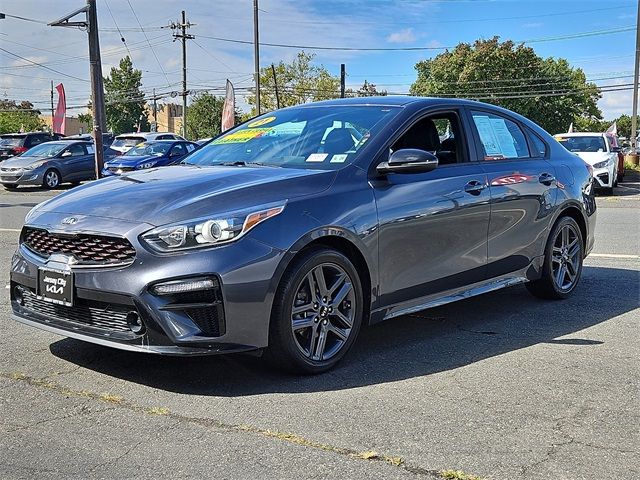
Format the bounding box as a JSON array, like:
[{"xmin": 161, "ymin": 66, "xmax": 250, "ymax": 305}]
[
  {"xmin": 1, "ymin": 132, "xmax": 50, "ymax": 137},
  {"xmin": 296, "ymin": 95, "xmax": 487, "ymax": 108}
]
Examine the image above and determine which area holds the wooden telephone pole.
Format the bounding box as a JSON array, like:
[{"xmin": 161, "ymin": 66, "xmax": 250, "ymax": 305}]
[{"xmin": 169, "ymin": 11, "xmax": 193, "ymax": 138}]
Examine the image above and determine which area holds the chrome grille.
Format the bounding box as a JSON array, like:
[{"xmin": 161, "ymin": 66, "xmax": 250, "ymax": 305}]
[{"xmin": 23, "ymin": 227, "xmax": 136, "ymax": 265}]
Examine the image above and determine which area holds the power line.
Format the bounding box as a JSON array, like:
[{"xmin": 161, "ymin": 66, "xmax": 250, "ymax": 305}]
[
  {"xmin": 125, "ymin": 0, "xmax": 171, "ymax": 86},
  {"xmin": 198, "ymin": 25, "xmax": 635, "ymax": 52},
  {"xmin": 103, "ymin": 0, "xmax": 133, "ymax": 59},
  {"xmin": 0, "ymin": 47, "xmax": 89, "ymax": 82}
]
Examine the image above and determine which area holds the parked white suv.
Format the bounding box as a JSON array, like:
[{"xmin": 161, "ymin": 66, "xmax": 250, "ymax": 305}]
[
  {"xmin": 111, "ymin": 132, "xmax": 186, "ymax": 154},
  {"xmin": 554, "ymin": 132, "xmax": 618, "ymax": 195}
]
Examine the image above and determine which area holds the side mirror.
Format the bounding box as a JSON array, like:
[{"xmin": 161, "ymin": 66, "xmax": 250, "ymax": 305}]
[
  {"xmin": 377, "ymin": 149, "xmax": 438, "ymax": 175},
  {"xmin": 61, "ymin": 151, "xmax": 72, "ymax": 157}
]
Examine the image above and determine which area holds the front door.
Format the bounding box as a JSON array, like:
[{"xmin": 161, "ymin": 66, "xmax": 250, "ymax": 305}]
[{"xmin": 372, "ymin": 109, "xmax": 491, "ymax": 312}]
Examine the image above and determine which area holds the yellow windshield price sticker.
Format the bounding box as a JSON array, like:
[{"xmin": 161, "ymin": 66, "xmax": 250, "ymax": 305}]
[
  {"xmin": 247, "ymin": 116, "xmax": 276, "ymax": 128},
  {"xmin": 212, "ymin": 128, "xmax": 272, "ymax": 145}
]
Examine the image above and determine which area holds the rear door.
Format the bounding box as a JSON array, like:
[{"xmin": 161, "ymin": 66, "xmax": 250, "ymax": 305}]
[
  {"xmin": 372, "ymin": 108, "xmax": 491, "ymax": 312},
  {"xmin": 466, "ymin": 108, "xmax": 558, "ymax": 278}
]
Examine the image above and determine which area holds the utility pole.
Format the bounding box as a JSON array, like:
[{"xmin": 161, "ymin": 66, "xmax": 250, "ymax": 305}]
[
  {"xmin": 340, "ymin": 64, "xmax": 346, "ymax": 98},
  {"xmin": 49, "ymin": 0, "xmax": 107, "ymax": 179},
  {"xmin": 271, "ymin": 64, "xmax": 280, "ymax": 109},
  {"xmin": 50, "ymin": 81, "xmax": 54, "ymax": 132},
  {"xmin": 170, "ymin": 11, "xmax": 193, "ymax": 138},
  {"xmin": 152, "ymin": 88, "xmax": 158, "ymax": 131},
  {"xmin": 253, "ymin": 0, "xmax": 261, "ymax": 115},
  {"xmin": 631, "ymin": 0, "xmax": 640, "ymax": 150}
]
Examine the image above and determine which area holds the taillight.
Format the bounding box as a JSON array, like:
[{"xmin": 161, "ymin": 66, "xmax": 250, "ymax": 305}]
[{"xmin": 13, "ymin": 146, "xmax": 28, "ymax": 154}]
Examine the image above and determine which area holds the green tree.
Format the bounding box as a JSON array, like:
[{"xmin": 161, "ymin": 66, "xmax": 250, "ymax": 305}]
[
  {"xmin": 410, "ymin": 37, "xmax": 602, "ymax": 135},
  {"xmin": 186, "ymin": 92, "xmax": 241, "ymax": 140},
  {"xmin": 103, "ymin": 56, "xmax": 148, "ymax": 134},
  {"xmin": 247, "ymin": 52, "xmax": 340, "ymax": 113},
  {"xmin": 346, "ymin": 80, "xmax": 388, "ymax": 97},
  {"xmin": 614, "ymin": 114, "xmax": 631, "ymax": 139},
  {"xmin": 573, "ymin": 117, "xmax": 609, "ymax": 133},
  {"xmin": 77, "ymin": 112, "xmax": 92, "ymax": 132},
  {"xmin": 0, "ymin": 99, "xmax": 43, "ymax": 134}
]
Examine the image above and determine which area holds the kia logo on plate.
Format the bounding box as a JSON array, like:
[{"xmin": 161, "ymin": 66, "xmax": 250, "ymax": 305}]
[{"xmin": 61, "ymin": 217, "xmax": 78, "ymax": 225}]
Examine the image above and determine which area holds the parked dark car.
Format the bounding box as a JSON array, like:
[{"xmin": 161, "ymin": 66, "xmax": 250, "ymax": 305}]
[
  {"xmin": 9, "ymin": 97, "xmax": 596, "ymax": 373},
  {"xmin": 0, "ymin": 140, "xmax": 96, "ymax": 189},
  {"xmin": 64, "ymin": 133, "xmax": 115, "ymax": 146},
  {"xmin": 0, "ymin": 132, "xmax": 62, "ymax": 161},
  {"xmin": 102, "ymin": 140, "xmax": 198, "ymax": 175}
]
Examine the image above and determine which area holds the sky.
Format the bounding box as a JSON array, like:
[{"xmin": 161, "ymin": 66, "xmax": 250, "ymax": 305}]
[{"xmin": 0, "ymin": 0, "xmax": 636, "ymax": 122}]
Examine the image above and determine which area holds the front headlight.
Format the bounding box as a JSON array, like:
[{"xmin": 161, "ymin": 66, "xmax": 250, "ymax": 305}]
[
  {"xmin": 140, "ymin": 203, "xmax": 285, "ymax": 252},
  {"xmin": 593, "ymin": 159, "xmax": 611, "ymax": 169}
]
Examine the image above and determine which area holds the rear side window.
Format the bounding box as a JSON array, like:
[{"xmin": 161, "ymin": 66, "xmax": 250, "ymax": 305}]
[
  {"xmin": 528, "ymin": 131, "xmax": 548, "ymax": 158},
  {"xmin": 471, "ymin": 111, "xmax": 530, "ymax": 160}
]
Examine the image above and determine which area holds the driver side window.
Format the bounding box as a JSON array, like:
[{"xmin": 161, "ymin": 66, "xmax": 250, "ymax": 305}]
[{"xmin": 391, "ymin": 111, "xmax": 465, "ymax": 165}]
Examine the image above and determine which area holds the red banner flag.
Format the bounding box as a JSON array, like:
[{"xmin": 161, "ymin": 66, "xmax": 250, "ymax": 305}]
[
  {"xmin": 53, "ymin": 83, "xmax": 66, "ymax": 135},
  {"xmin": 221, "ymin": 79, "xmax": 235, "ymax": 132}
]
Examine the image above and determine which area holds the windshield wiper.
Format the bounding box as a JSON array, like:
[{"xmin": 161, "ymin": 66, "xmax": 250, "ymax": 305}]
[{"xmin": 218, "ymin": 161, "xmax": 275, "ymax": 167}]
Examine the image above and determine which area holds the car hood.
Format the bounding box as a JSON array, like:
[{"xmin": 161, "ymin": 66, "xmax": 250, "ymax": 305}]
[
  {"xmin": 33, "ymin": 165, "xmax": 336, "ymax": 226},
  {"xmin": 574, "ymin": 152, "xmax": 613, "ymax": 164},
  {"xmin": 0, "ymin": 156, "xmax": 49, "ymax": 168},
  {"xmin": 105, "ymin": 154, "xmax": 163, "ymax": 168}
]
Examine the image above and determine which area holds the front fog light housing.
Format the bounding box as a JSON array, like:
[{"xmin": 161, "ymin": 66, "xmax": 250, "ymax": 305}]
[{"xmin": 152, "ymin": 277, "xmax": 218, "ymax": 295}]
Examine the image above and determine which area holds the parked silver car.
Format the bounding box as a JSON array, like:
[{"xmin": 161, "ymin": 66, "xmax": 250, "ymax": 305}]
[{"xmin": 0, "ymin": 140, "xmax": 96, "ymax": 190}]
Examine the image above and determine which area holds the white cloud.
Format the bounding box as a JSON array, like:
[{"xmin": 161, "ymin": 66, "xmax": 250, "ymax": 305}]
[{"xmin": 386, "ymin": 28, "xmax": 416, "ymax": 44}]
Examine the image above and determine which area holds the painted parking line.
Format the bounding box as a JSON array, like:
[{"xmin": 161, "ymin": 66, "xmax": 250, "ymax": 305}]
[
  {"xmin": 589, "ymin": 253, "xmax": 640, "ymax": 259},
  {"xmin": 0, "ymin": 228, "xmax": 21, "ymax": 233}
]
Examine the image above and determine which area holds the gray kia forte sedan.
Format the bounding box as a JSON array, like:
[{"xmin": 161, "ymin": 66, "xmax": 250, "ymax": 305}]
[{"xmin": 10, "ymin": 97, "xmax": 596, "ymax": 373}]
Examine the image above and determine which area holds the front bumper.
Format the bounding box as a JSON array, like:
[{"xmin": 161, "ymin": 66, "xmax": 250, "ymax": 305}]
[
  {"xmin": 592, "ymin": 165, "xmax": 615, "ymax": 189},
  {"xmin": 0, "ymin": 169, "xmax": 44, "ymax": 186},
  {"xmin": 10, "ymin": 212, "xmax": 285, "ymax": 355}
]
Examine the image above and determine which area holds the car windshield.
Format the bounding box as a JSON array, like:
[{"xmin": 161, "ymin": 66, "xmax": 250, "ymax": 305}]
[
  {"xmin": 556, "ymin": 135, "xmax": 607, "ymax": 153},
  {"xmin": 23, "ymin": 142, "xmax": 67, "ymax": 157},
  {"xmin": 184, "ymin": 105, "xmax": 401, "ymax": 169},
  {"xmin": 124, "ymin": 142, "xmax": 171, "ymax": 156},
  {"xmin": 0, "ymin": 136, "xmax": 23, "ymax": 146},
  {"xmin": 112, "ymin": 137, "xmax": 144, "ymax": 148}
]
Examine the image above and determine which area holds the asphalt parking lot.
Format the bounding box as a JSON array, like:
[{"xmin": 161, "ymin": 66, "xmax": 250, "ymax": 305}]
[{"xmin": 1, "ymin": 181, "xmax": 638, "ymax": 480}]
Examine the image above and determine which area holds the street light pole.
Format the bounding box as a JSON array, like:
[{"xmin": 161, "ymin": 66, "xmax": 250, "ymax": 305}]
[
  {"xmin": 49, "ymin": 0, "xmax": 106, "ymax": 178},
  {"xmin": 253, "ymin": 0, "xmax": 261, "ymax": 115},
  {"xmin": 631, "ymin": 0, "xmax": 640, "ymax": 150}
]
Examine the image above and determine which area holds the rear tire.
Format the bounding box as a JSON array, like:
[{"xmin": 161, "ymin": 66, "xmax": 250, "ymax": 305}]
[
  {"xmin": 265, "ymin": 248, "xmax": 364, "ymax": 374},
  {"xmin": 526, "ymin": 216, "xmax": 584, "ymax": 300}
]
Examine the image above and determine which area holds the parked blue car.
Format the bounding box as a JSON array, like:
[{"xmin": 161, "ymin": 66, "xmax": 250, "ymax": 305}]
[{"xmin": 102, "ymin": 140, "xmax": 198, "ymax": 176}]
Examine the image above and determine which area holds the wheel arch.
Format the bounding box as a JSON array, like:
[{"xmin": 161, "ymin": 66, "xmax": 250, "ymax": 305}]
[
  {"xmin": 553, "ymin": 203, "xmax": 588, "ymax": 252},
  {"xmin": 268, "ymin": 228, "xmax": 375, "ymax": 327}
]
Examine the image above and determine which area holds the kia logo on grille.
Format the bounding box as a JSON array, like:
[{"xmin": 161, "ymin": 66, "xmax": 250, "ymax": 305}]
[{"xmin": 61, "ymin": 217, "xmax": 78, "ymax": 225}]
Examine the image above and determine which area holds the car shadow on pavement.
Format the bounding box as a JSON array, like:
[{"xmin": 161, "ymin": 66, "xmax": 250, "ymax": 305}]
[{"xmin": 50, "ymin": 265, "xmax": 639, "ymax": 396}]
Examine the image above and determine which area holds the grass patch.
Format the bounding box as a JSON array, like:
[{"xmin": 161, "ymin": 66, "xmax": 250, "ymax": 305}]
[
  {"xmin": 147, "ymin": 407, "xmax": 170, "ymax": 415},
  {"xmin": 624, "ymin": 161, "xmax": 640, "ymax": 173},
  {"xmin": 440, "ymin": 469, "xmax": 484, "ymax": 480}
]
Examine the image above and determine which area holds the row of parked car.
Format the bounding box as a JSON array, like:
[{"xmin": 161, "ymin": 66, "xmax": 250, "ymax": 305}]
[{"xmin": 0, "ymin": 131, "xmax": 202, "ymax": 190}]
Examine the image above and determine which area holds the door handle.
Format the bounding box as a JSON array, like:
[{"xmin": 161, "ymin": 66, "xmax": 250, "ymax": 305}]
[
  {"xmin": 539, "ymin": 172, "xmax": 556, "ymax": 185},
  {"xmin": 464, "ymin": 180, "xmax": 486, "ymax": 195}
]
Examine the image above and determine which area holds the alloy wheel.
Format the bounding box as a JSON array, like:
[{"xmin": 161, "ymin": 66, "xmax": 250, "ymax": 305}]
[
  {"xmin": 290, "ymin": 263, "xmax": 356, "ymax": 362},
  {"xmin": 551, "ymin": 224, "xmax": 581, "ymax": 291},
  {"xmin": 45, "ymin": 171, "xmax": 60, "ymax": 188}
]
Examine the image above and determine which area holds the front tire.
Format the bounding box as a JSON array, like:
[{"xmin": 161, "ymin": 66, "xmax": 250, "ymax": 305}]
[
  {"xmin": 43, "ymin": 169, "xmax": 61, "ymax": 189},
  {"xmin": 526, "ymin": 217, "xmax": 584, "ymax": 300},
  {"xmin": 266, "ymin": 248, "xmax": 364, "ymax": 374},
  {"xmin": 3, "ymin": 184, "xmax": 18, "ymax": 190}
]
